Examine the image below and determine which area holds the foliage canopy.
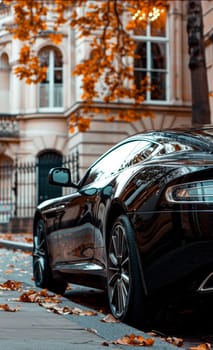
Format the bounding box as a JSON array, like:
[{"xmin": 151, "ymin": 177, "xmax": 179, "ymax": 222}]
[{"xmin": 3, "ymin": 0, "xmax": 167, "ymax": 131}]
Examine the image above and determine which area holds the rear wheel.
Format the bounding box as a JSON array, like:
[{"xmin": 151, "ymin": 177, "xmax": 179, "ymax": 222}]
[
  {"xmin": 33, "ymin": 219, "xmax": 67, "ymax": 295},
  {"xmin": 107, "ymin": 214, "xmax": 146, "ymax": 327}
]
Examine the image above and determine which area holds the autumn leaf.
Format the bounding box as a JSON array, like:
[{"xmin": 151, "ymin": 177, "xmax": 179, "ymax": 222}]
[
  {"xmin": 85, "ymin": 327, "xmax": 98, "ymax": 334},
  {"xmin": 113, "ymin": 333, "xmax": 155, "ymax": 346},
  {"xmin": 18, "ymin": 288, "xmax": 61, "ymax": 303},
  {"xmin": 164, "ymin": 336, "xmax": 184, "ymax": 347},
  {"xmin": 101, "ymin": 313, "xmax": 120, "ymax": 323},
  {"xmin": 148, "ymin": 331, "xmax": 184, "ymax": 347},
  {"xmin": 189, "ymin": 344, "xmax": 211, "ymax": 350},
  {"xmin": 0, "ymin": 280, "xmax": 22, "ymax": 291},
  {"xmin": 48, "ymin": 33, "xmax": 63, "ymax": 45},
  {"xmin": 0, "ymin": 303, "xmax": 21, "ymax": 312},
  {"xmin": 7, "ymin": 264, "xmax": 15, "ymax": 268},
  {"xmin": 0, "ymin": 233, "xmax": 13, "ymax": 241},
  {"xmin": 66, "ymin": 284, "xmax": 72, "ymax": 291},
  {"xmin": 74, "ymin": 308, "xmax": 97, "ymax": 316},
  {"xmin": 40, "ymin": 303, "xmax": 98, "ymax": 316},
  {"xmin": 102, "ymin": 341, "xmax": 110, "ymax": 346},
  {"xmin": 24, "ymin": 237, "xmax": 33, "ymax": 243},
  {"xmin": 0, "ymin": 233, "xmax": 32, "ymax": 243}
]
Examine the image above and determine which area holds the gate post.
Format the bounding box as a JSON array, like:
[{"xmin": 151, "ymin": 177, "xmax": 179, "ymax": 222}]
[{"xmin": 12, "ymin": 157, "xmax": 18, "ymax": 217}]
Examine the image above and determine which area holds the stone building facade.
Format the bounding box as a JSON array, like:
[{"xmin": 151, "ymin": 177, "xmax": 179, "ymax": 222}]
[{"xmin": 0, "ymin": 0, "xmax": 212, "ymax": 232}]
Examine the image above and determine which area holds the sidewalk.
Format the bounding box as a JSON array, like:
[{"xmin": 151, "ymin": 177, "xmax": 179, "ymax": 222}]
[{"xmin": 0, "ymin": 234, "xmax": 184, "ymax": 350}]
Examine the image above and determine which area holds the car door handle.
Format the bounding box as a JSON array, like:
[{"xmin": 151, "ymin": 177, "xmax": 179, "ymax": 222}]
[
  {"xmin": 55, "ymin": 204, "xmax": 65, "ymax": 210},
  {"xmin": 42, "ymin": 205, "xmax": 65, "ymax": 215}
]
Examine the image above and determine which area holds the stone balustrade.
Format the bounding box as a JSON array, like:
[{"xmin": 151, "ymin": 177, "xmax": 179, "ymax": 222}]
[{"xmin": 0, "ymin": 115, "xmax": 19, "ymax": 137}]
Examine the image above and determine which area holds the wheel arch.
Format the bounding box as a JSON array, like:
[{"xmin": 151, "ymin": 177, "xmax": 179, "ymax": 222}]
[
  {"xmin": 33, "ymin": 212, "xmax": 50, "ymax": 254},
  {"xmin": 33, "ymin": 211, "xmax": 49, "ymax": 253},
  {"xmin": 33, "ymin": 211, "xmax": 43, "ymax": 233}
]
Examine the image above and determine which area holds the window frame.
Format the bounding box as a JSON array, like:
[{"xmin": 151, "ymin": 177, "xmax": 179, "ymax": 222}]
[
  {"xmin": 38, "ymin": 47, "xmax": 64, "ymax": 112},
  {"xmin": 81, "ymin": 139, "xmax": 159, "ymax": 187},
  {"xmin": 132, "ymin": 15, "xmax": 169, "ymax": 104}
]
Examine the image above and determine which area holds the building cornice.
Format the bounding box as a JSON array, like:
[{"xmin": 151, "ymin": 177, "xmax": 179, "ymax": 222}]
[{"xmin": 65, "ymin": 101, "xmax": 192, "ymax": 117}]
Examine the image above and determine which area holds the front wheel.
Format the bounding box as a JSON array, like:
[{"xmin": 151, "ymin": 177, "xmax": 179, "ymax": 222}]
[
  {"xmin": 107, "ymin": 214, "xmax": 146, "ymax": 327},
  {"xmin": 33, "ymin": 219, "xmax": 67, "ymax": 295}
]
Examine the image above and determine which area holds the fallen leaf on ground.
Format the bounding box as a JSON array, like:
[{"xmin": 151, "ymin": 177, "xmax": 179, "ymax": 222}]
[
  {"xmin": 102, "ymin": 341, "xmax": 110, "ymax": 346},
  {"xmin": 0, "ymin": 303, "xmax": 20, "ymax": 312},
  {"xmin": 66, "ymin": 284, "xmax": 72, "ymax": 290},
  {"xmin": 148, "ymin": 331, "xmax": 184, "ymax": 347},
  {"xmin": 85, "ymin": 328, "xmax": 98, "ymax": 334},
  {"xmin": 101, "ymin": 313, "xmax": 120, "ymax": 323},
  {"xmin": 164, "ymin": 336, "xmax": 184, "ymax": 347},
  {"xmin": 0, "ymin": 280, "xmax": 22, "ymax": 291},
  {"xmin": 40, "ymin": 303, "xmax": 98, "ymax": 316},
  {"xmin": 189, "ymin": 344, "xmax": 211, "ymax": 350},
  {"xmin": 18, "ymin": 288, "xmax": 61, "ymax": 303},
  {"xmin": 24, "ymin": 237, "xmax": 33, "ymax": 243},
  {"xmin": 112, "ymin": 333, "xmax": 155, "ymax": 346},
  {"xmin": 0, "ymin": 233, "xmax": 32, "ymax": 243}
]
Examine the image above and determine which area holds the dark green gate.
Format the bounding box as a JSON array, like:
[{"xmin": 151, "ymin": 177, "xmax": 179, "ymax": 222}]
[{"xmin": 38, "ymin": 151, "xmax": 62, "ymax": 204}]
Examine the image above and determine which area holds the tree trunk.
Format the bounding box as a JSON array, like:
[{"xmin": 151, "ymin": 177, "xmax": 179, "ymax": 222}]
[{"xmin": 187, "ymin": 0, "xmax": 210, "ymax": 125}]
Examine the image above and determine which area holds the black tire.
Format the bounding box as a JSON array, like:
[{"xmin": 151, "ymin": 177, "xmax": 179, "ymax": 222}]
[
  {"xmin": 107, "ymin": 214, "xmax": 146, "ymax": 327},
  {"xmin": 33, "ymin": 219, "xmax": 67, "ymax": 295}
]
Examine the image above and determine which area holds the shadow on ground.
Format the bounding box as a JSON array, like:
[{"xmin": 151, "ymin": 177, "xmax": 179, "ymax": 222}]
[{"xmin": 65, "ymin": 285, "xmax": 213, "ymax": 341}]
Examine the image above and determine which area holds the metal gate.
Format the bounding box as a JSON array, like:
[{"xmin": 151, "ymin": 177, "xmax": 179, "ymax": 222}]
[
  {"xmin": 38, "ymin": 151, "xmax": 63, "ymax": 204},
  {"xmin": 0, "ymin": 150, "xmax": 79, "ymax": 224}
]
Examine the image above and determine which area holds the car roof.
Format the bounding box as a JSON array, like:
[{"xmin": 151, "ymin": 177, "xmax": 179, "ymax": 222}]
[
  {"xmin": 80, "ymin": 125, "xmax": 213, "ymax": 185},
  {"xmin": 118, "ymin": 125, "xmax": 213, "ymax": 146}
]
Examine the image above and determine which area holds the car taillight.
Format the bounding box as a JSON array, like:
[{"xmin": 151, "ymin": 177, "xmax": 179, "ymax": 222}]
[{"xmin": 165, "ymin": 180, "xmax": 213, "ymax": 203}]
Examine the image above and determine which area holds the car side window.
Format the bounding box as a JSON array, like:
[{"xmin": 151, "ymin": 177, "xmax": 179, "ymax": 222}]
[
  {"xmin": 83, "ymin": 140, "xmax": 157, "ymax": 186},
  {"xmin": 119, "ymin": 142, "xmax": 160, "ymax": 170},
  {"xmin": 163, "ymin": 142, "xmax": 195, "ymax": 153}
]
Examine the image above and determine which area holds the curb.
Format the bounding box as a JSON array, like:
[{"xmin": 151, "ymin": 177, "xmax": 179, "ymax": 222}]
[{"xmin": 0, "ymin": 239, "xmax": 33, "ymax": 252}]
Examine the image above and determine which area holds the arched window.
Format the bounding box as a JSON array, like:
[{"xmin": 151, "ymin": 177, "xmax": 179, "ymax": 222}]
[
  {"xmin": 38, "ymin": 151, "xmax": 62, "ymax": 204},
  {"xmin": 0, "ymin": 53, "xmax": 9, "ymax": 69},
  {"xmin": 133, "ymin": 11, "xmax": 168, "ymax": 102},
  {"xmin": 38, "ymin": 47, "xmax": 63, "ymax": 109}
]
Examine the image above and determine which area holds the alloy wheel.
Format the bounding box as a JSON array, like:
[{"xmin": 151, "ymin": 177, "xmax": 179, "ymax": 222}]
[
  {"xmin": 107, "ymin": 222, "xmax": 131, "ymax": 319},
  {"xmin": 33, "ymin": 220, "xmax": 47, "ymax": 287}
]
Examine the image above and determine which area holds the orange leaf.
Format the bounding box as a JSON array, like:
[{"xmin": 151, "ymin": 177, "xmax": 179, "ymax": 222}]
[
  {"xmin": 101, "ymin": 313, "xmax": 120, "ymax": 323},
  {"xmin": 0, "ymin": 280, "xmax": 22, "ymax": 291},
  {"xmin": 18, "ymin": 288, "xmax": 61, "ymax": 303},
  {"xmin": 40, "ymin": 303, "xmax": 97, "ymax": 316},
  {"xmin": 165, "ymin": 337, "xmax": 184, "ymax": 347},
  {"xmin": 189, "ymin": 344, "xmax": 211, "ymax": 350},
  {"xmin": 0, "ymin": 303, "xmax": 20, "ymax": 312},
  {"xmin": 113, "ymin": 333, "xmax": 155, "ymax": 346}
]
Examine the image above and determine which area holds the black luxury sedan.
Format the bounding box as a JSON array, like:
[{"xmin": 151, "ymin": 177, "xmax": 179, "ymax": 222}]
[{"xmin": 33, "ymin": 126, "xmax": 213, "ymax": 327}]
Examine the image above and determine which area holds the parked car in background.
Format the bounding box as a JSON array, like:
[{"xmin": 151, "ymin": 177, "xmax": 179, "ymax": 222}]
[{"xmin": 33, "ymin": 126, "xmax": 213, "ymax": 327}]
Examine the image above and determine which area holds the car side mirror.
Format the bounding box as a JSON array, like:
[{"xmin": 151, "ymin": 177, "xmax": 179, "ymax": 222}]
[{"xmin": 48, "ymin": 167, "xmax": 76, "ymax": 187}]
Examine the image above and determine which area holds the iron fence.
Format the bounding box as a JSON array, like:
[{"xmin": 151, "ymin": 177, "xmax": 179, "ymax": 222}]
[{"xmin": 0, "ymin": 150, "xmax": 79, "ymax": 224}]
